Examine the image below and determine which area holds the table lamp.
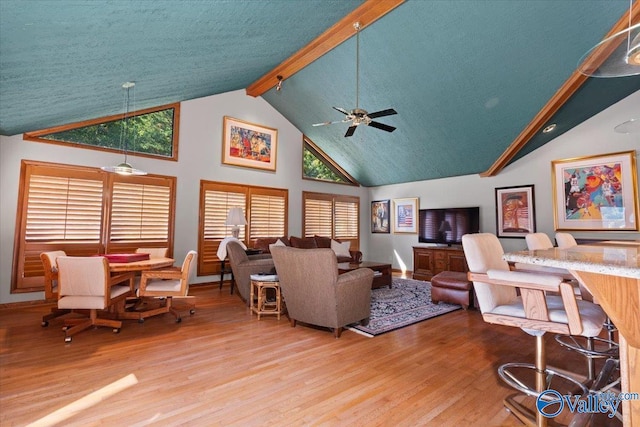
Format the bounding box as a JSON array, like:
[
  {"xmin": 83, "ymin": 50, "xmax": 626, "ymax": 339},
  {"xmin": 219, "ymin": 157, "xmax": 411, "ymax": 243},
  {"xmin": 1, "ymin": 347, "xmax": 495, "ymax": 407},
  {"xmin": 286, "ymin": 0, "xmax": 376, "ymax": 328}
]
[{"xmin": 225, "ymin": 207, "xmax": 247, "ymax": 238}]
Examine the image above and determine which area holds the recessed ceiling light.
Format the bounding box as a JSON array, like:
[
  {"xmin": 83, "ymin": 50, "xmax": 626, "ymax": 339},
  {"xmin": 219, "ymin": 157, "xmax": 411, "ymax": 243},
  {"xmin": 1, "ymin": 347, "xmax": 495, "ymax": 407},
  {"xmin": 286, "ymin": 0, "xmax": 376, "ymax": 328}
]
[
  {"xmin": 614, "ymin": 118, "xmax": 640, "ymax": 134},
  {"xmin": 542, "ymin": 123, "xmax": 557, "ymax": 133}
]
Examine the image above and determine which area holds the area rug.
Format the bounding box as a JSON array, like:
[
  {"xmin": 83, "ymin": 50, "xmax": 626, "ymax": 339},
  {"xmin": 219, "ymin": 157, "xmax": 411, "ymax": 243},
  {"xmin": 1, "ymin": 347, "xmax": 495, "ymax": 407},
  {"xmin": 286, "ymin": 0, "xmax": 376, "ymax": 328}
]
[{"xmin": 347, "ymin": 278, "xmax": 461, "ymax": 337}]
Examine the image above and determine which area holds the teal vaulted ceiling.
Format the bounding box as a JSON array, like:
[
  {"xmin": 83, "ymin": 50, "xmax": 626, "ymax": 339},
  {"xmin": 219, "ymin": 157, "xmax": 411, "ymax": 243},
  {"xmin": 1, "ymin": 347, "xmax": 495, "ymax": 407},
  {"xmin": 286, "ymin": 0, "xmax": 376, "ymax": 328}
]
[{"xmin": 1, "ymin": 0, "xmax": 639, "ymax": 186}]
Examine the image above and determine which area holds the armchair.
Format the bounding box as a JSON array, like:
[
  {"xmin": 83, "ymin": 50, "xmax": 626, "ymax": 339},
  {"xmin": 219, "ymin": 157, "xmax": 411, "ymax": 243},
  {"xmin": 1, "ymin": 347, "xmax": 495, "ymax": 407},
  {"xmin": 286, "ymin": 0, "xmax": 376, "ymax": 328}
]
[
  {"xmin": 270, "ymin": 246, "xmax": 373, "ymax": 338},
  {"xmin": 226, "ymin": 240, "xmax": 275, "ymax": 305},
  {"xmin": 56, "ymin": 256, "xmax": 134, "ymax": 342}
]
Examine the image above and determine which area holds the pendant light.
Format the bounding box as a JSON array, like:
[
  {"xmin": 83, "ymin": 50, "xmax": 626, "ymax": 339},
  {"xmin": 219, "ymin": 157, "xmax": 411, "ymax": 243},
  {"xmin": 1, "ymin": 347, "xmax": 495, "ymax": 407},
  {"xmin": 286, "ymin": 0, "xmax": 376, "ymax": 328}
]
[
  {"xmin": 577, "ymin": 0, "xmax": 640, "ymax": 78},
  {"xmin": 101, "ymin": 82, "xmax": 147, "ymax": 175}
]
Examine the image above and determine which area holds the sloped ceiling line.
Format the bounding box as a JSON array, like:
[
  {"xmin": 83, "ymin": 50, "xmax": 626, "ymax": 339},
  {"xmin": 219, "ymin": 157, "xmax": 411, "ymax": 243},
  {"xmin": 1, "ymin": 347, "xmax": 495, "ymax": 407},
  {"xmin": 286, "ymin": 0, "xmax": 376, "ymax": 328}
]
[{"xmin": 245, "ymin": 0, "xmax": 405, "ymax": 97}]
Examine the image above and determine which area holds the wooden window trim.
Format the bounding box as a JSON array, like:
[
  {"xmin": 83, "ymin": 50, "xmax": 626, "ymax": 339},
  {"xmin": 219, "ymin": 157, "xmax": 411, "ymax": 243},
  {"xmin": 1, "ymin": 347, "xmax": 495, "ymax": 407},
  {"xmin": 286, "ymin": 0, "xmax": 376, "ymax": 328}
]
[
  {"xmin": 198, "ymin": 180, "xmax": 288, "ymax": 277},
  {"xmin": 302, "ymin": 137, "xmax": 359, "ymax": 186},
  {"xmin": 23, "ymin": 103, "xmax": 181, "ymax": 162},
  {"xmin": 302, "ymin": 191, "xmax": 360, "ymax": 250},
  {"xmin": 11, "ymin": 160, "xmax": 176, "ymax": 293}
]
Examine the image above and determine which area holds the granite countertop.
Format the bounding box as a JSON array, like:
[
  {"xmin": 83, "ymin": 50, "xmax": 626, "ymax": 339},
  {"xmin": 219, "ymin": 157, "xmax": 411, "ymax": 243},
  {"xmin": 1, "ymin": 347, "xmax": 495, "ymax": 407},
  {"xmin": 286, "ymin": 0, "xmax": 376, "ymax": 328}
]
[{"xmin": 503, "ymin": 242, "xmax": 640, "ymax": 279}]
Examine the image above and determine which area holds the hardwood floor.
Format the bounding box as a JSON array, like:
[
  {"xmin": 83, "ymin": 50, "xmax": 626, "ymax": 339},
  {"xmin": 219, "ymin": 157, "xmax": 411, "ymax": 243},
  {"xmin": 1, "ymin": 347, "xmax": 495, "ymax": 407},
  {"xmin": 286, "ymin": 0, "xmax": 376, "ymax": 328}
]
[{"xmin": 0, "ymin": 282, "xmax": 620, "ymax": 426}]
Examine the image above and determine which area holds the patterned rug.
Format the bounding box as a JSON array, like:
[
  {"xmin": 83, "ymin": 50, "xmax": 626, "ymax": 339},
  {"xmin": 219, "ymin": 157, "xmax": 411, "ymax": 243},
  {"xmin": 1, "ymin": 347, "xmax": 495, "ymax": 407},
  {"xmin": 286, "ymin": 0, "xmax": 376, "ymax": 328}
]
[{"xmin": 347, "ymin": 278, "xmax": 461, "ymax": 337}]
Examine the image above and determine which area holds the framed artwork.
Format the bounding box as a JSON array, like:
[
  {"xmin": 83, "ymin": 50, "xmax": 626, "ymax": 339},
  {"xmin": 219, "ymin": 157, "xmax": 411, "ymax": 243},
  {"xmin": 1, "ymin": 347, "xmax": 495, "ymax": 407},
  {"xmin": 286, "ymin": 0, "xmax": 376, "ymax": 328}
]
[
  {"xmin": 495, "ymin": 185, "xmax": 536, "ymax": 238},
  {"xmin": 392, "ymin": 198, "xmax": 418, "ymax": 234},
  {"xmin": 371, "ymin": 200, "xmax": 390, "ymax": 233},
  {"xmin": 552, "ymin": 150, "xmax": 639, "ymax": 231},
  {"xmin": 222, "ymin": 116, "xmax": 277, "ymax": 171}
]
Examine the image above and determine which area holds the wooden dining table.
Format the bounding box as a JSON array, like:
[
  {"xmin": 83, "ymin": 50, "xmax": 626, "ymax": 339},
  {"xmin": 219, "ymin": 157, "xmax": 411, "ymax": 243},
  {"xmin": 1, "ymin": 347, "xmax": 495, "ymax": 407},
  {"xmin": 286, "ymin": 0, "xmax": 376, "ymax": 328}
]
[
  {"xmin": 503, "ymin": 241, "xmax": 640, "ymax": 426},
  {"xmin": 107, "ymin": 257, "xmax": 175, "ymax": 273}
]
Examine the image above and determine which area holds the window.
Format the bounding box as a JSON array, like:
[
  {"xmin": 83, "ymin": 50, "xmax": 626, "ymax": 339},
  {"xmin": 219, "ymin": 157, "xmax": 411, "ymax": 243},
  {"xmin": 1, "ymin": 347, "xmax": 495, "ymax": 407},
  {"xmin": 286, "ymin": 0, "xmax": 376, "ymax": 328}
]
[
  {"xmin": 23, "ymin": 103, "xmax": 180, "ymax": 161},
  {"xmin": 198, "ymin": 181, "xmax": 288, "ymax": 276},
  {"xmin": 302, "ymin": 137, "xmax": 358, "ymax": 185},
  {"xmin": 12, "ymin": 160, "xmax": 176, "ymax": 293},
  {"xmin": 302, "ymin": 191, "xmax": 359, "ymax": 249}
]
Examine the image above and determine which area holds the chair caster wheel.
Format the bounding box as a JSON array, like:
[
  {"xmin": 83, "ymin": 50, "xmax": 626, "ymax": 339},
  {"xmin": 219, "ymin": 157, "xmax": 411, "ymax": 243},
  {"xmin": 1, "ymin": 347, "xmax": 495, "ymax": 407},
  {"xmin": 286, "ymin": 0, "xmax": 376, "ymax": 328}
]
[
  {"xmin": 62, "ymin": 326, "xmax": 69, "ymax": 331},
  {"xmin": 190, "ymin": 309, "xmax": 195, "ymax": 315},
  {"xmin": 41, "ymin": 321, "xmax": 49, "ymax": 327},
  {"xmin": 176, "ymin": 317, "xmax": 182, "ymax": 323},
  {"xmin": 64, "ymin": 336, "xmax": 72, "ymax": 343},
  {"xmin": 113, "ymin": 328, "xmax": 120, "ymax": 334},
  {"xmin": 138, "ymin": 318, "xmax": 145, "ymax": 324}
]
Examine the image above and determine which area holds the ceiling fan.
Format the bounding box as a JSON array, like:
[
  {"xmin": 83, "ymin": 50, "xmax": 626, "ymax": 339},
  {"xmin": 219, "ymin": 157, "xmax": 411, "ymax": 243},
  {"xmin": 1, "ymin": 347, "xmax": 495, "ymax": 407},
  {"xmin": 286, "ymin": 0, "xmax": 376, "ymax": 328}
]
[{"xmin": 313, "ymin": 22, "xmax": 397, "ymax": 137}]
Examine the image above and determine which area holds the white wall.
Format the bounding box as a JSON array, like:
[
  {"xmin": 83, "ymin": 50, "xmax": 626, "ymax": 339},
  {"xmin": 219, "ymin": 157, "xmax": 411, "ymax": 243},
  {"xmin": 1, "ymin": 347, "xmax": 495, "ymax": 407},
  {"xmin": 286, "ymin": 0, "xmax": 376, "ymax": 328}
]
[
  {"xmin": 0, "ymin": 89, "xmax": 367, "ymax": 304},
  {"xmin": 365, "ymin": 91, "xmax": 640, "ymax": 274}
]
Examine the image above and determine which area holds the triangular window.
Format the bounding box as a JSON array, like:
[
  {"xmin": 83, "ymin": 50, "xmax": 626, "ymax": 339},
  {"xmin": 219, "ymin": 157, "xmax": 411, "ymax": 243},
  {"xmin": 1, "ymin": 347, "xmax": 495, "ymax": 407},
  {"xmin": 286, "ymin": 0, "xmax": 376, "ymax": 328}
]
[
  {"xmin": 23, "ymin": 103, "xmax": 179, "ymax": 161},
  {"xmin": 302, "ymin": 137, "xmax": 358, "ymax": 186}
]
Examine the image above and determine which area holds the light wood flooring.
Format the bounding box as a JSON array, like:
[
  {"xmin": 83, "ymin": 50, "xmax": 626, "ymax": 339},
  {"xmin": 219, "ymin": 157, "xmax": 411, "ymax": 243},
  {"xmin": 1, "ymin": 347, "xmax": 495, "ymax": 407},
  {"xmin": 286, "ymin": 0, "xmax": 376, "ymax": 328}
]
[{"xmin": 0, "ymin": 281, "xmax": 620, "ymax": 426}]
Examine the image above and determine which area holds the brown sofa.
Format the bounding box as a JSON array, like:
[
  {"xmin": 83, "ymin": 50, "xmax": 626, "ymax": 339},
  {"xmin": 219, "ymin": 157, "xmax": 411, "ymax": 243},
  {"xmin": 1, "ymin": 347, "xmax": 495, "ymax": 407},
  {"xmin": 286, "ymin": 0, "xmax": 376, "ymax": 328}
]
[
  {"xmin": 253, "ymin": 235, "xmax": 362, "ymax": 263},
  {"xmin": 270, "ymin": 246, "xmax": 373, "ymax": 338}
]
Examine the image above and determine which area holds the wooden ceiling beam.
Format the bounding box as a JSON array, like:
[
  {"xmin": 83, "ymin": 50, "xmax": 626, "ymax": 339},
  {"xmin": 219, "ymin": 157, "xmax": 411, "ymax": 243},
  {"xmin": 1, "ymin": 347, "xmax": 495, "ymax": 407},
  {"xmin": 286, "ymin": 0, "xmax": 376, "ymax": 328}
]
[
  {"xmin": 480, "ymin": 2, "xmax": 640, "ymax": 177},
  {"xmin": 245, "ymin": 0, "xmax": 405, "ymax": 97}
]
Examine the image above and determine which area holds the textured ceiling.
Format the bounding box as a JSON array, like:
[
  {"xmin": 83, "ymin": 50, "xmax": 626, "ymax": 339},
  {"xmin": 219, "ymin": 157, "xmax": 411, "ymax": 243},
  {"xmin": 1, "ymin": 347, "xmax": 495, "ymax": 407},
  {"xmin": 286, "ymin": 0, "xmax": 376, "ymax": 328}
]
[{"xmin": 1, "ymin": 0, "xmax": 639, "ymax": 186}]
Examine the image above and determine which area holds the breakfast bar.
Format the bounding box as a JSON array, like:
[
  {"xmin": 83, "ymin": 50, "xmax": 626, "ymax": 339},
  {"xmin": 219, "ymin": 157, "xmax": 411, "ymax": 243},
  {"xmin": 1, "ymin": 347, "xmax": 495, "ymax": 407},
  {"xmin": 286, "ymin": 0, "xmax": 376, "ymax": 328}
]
[{"xmin": 503, "ymin": 241, "xmax": 640, "ymax": 426}]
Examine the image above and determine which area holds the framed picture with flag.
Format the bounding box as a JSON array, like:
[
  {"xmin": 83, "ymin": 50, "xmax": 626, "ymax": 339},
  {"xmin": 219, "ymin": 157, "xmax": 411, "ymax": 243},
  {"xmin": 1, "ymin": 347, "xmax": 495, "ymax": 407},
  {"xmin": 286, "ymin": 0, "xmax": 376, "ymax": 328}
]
[{"xmin": 392, "ymin": 198, "xmax": 418, "ymax": 234}]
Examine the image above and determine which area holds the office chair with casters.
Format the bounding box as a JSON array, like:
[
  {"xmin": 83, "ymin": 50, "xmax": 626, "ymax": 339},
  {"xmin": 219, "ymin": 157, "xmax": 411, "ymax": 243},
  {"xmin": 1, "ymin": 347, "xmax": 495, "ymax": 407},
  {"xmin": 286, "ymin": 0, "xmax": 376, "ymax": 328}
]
[
  {"xmin": 56, "ymin": 256, "xmax": 134, "ymax": 343},
  {"xmin": 131, "ymin": 250, "xmax": 197, "ymax": 323},
  {"xmin": 135, "ymin": 247, "xmax": 169, "ymax": 258},
  {"xmin": 40, "ymin": 250, "xmax": 71, "ymax": 327},
  {"xmin": 462, "ymin": 233, "xmax": 608, "ymax": 427}
]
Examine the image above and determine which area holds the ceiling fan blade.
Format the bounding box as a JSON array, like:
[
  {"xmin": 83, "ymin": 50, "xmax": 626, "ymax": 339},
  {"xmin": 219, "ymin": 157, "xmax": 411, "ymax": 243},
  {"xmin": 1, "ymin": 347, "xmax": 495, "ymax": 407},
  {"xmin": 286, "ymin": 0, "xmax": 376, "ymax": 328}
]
[
  {"xmin": 333, "ymin": 106, "xmax": 350, "ymax": 115},
  {"xmin": 367, "ymin": 108, "xmax": 397, "ymax": 119},
  {"xmin": 345, "ymin": 125, "xmax": 357, "ymax": 137},
  {"xmin": 313, "ymin": 119, "xmax": 347, "ymax": 127},
  {"xmin": 368, "ymin": 121, "xmax": 396, "ymax": 132}
]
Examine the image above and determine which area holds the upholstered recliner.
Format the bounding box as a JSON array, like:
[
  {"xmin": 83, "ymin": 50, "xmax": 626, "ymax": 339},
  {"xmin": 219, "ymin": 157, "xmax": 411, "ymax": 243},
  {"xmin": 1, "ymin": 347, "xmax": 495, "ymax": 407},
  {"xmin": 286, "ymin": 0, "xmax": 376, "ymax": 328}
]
[
  {"xmin": 227, "ymin": 240, "xmax": 276, "ymax": 305},
  {"xmin": 270, "ymin": 246, "xmax": 373, "ymax": 338}
]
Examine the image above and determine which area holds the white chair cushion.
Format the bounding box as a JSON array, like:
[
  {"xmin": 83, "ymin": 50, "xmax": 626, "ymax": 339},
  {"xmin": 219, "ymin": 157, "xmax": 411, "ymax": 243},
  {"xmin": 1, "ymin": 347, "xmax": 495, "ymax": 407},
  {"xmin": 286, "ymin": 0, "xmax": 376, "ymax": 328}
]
[
  {"xmin": 490, "ymin": 295, "xmax": 606, "ymax": 337},
  {"xmin": 58, "ymin": 295, "xmax": 106, "ymax": 310},
  {"xmin": 144, "ymin": 279, "xmax": 182, "ymax": 293}
]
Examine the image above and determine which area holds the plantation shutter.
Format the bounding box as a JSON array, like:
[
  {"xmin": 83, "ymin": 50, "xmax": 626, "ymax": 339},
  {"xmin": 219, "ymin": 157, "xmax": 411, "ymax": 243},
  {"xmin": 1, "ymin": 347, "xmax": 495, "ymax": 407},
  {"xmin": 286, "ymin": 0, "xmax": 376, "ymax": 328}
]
[
  {"xmin": 109, "ymin": 181, "xmax": 172, "ymax": 242},
  {"xmin": 303, "ymin": 195, "xmax": 333, "ymax": 238},
  {"xmin": 334, "ymin": 197, "xmax": 359, "ymax": 240},
  {"xmin": 198, "ymin": 181, "xmax": 288, "ymax": 276},
  {"xmin": 12, "ymin": 160, "xmax": 176, "ymax": 293},
  {"xmin": 249, "ymin": 189, "xmax": 286, "ymax": 239},
  {"xmin": 302, "ymin": 191, "xmax": 359, "ymax": 249}
]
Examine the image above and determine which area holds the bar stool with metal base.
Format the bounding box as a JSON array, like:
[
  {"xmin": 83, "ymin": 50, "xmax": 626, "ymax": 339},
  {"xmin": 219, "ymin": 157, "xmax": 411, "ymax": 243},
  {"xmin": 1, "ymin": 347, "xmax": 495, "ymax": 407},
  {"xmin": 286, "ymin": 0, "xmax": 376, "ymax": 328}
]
[{"xmin": 463, "ymin": 233, "xmax": 609, "ymax": 427}]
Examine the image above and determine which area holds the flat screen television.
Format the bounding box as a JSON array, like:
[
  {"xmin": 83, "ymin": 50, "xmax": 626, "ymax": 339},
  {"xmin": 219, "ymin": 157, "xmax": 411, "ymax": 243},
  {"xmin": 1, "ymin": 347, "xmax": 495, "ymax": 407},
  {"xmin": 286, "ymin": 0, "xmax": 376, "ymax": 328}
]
[{"xmin": 418, "ymin": 207, "xmax": 480, "ymax": 246}]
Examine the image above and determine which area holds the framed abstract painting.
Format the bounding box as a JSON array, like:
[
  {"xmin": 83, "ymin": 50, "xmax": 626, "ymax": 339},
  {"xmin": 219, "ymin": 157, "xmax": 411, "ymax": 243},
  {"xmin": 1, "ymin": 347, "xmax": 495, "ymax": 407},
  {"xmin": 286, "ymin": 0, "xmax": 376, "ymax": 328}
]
[
  {"xmin": 552, "ymin": 151, "xmax": 638, "ymax": 231},
  {"xmin": 222, "ymin": 116, "xmax": 277, "ymax": 171}
]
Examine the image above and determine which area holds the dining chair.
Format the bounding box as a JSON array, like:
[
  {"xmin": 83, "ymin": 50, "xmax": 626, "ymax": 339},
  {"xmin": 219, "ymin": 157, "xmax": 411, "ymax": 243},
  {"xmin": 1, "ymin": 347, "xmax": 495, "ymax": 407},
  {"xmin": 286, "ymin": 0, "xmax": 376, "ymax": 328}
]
[
  {"xmin": 56, "ymin": 256, "xmax": 134, "ymax": 343},
  {"xmin": 134, "ymin": 250, "xmax": 197, "ymax": 323},
  {"xmin": 40, "ymin": 250, "xmax": 71, "ymax": 327},
  {"xmin": 135, "ymin": 247, "xmax": 169, "ymax": 258},
  {"xmin": 462, "ymin": 233, "xmax": 610, "ymax": 427}
]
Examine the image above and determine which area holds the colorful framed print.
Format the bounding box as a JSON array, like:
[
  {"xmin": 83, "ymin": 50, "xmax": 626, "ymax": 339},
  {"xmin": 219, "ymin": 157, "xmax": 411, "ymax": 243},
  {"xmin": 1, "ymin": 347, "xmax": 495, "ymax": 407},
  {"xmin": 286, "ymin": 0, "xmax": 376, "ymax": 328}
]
[
  {"xmin": 371, "ymin": 200, "xmax": 390, "ymax": 233},
  {"xmin": 222, "ymin": 116, "xmax": 277, "ymax": 171},
  {"xmin": 392, "ymin": 198, "xmax": 418, "ymax": 234},
  {"xmin": 552, "ymin": 151, "xmax": 639, "ymax": 231},
  {"xmin": 495, "ymin": 185, "xmax": 536, "ymax": 238}
]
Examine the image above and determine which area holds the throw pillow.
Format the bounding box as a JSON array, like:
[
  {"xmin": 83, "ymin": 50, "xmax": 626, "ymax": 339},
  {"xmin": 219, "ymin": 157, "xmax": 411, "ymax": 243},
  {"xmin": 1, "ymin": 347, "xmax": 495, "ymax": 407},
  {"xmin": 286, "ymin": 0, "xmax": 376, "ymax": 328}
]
[
  {"xmin": 268, "ymin": 239, "xmax": 286, "ymax": 253},
  {"xmin": 290, "ymin": 236, "xmax": 318, "ymax": 249},
  {"xmin": 331, "ymin": 239, "xmax": 351, "ymax": 258},
  {"xmin": 314, "ymin": 235, "xmax": 332, "ymax": 249}
]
